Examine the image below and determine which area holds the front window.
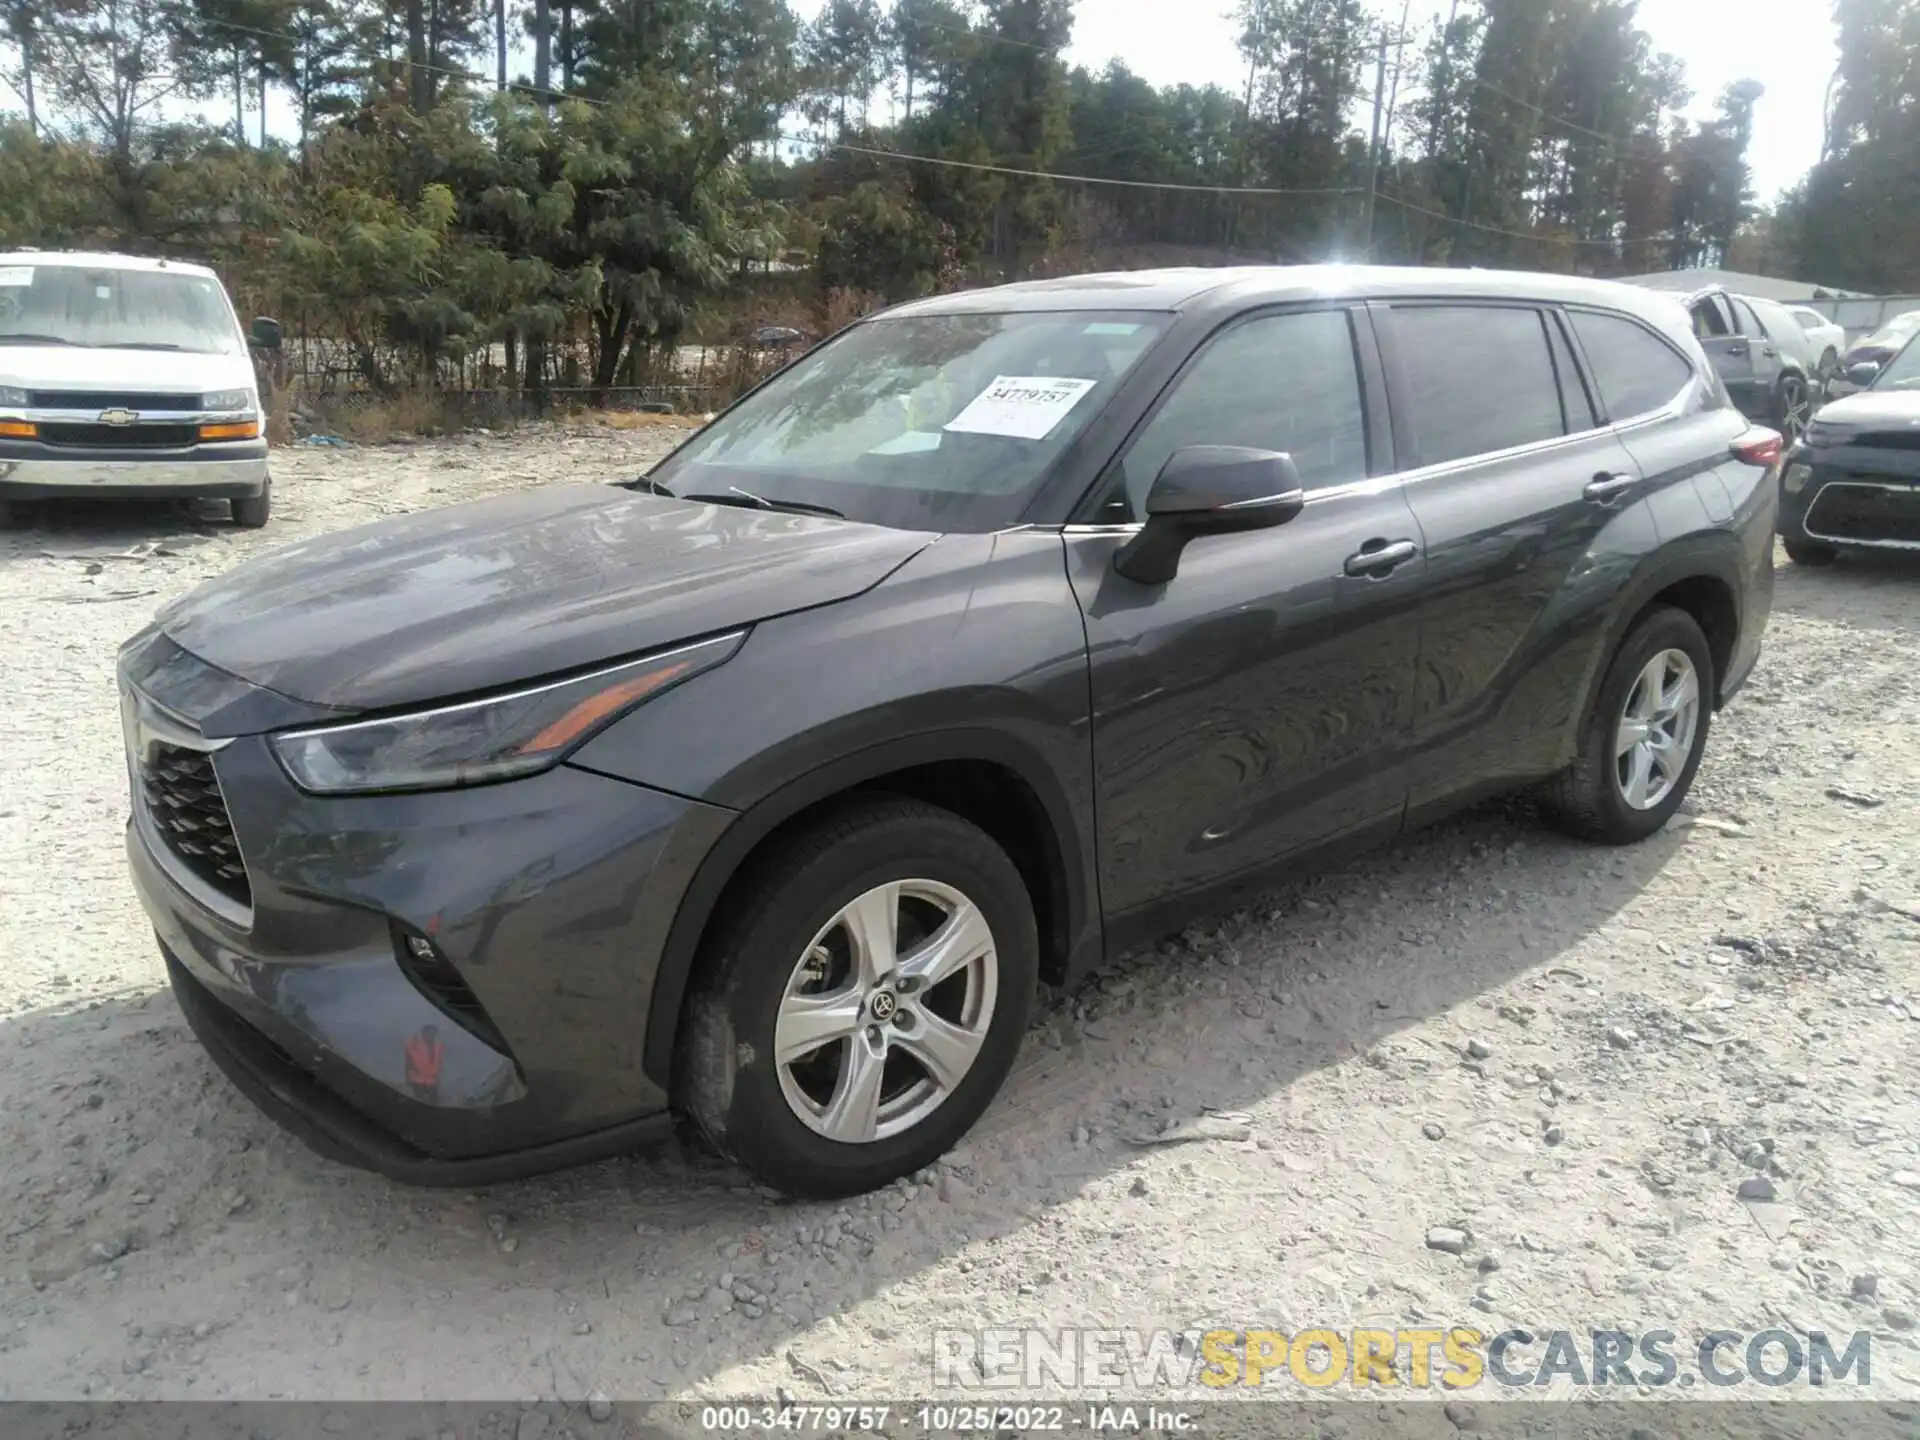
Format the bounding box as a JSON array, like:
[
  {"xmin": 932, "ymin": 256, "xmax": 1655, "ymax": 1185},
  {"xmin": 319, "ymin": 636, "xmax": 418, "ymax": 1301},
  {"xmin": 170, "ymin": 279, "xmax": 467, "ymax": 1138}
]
[
  {"xmin": 649, "ymin": 310, "xmax": 1169, "ymax": 532},
  {"xmin": 1870, "ymin": 335, "xmax": 1920, "ymax": 391},
  {"xmin": 0, "ymin": 263, "xmax": 244, "ymax": 354}
]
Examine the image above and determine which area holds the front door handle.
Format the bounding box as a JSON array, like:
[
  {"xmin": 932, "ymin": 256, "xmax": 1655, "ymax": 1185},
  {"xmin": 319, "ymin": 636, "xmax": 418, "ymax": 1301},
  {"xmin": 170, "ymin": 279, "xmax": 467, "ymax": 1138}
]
[
  {"xmin": 1585, "ymin": 472, "xmax": 1638, "ymax": 504},
  {"xmin": 1344, "ymin": 538, "xmax": 1420, "ymax": 577}
]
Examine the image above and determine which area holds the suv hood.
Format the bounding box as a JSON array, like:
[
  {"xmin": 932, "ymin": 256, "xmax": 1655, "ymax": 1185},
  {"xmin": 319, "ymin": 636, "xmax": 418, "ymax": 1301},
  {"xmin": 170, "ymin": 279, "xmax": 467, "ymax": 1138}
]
[
  {"xmin": 156, "ymin": 483, "xmax": 935, "ymax": 713},
  {"xmin": 1807, "ymin": 389, "xmax": 1920, "ymax": 436}
]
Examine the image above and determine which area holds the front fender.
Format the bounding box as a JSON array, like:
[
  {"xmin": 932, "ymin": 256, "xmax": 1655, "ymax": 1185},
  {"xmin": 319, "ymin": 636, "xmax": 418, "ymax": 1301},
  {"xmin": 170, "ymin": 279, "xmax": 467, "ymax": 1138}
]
[{"xmin": 563, "ymin": 529, "xmax": 1100, "ymax": 1088}]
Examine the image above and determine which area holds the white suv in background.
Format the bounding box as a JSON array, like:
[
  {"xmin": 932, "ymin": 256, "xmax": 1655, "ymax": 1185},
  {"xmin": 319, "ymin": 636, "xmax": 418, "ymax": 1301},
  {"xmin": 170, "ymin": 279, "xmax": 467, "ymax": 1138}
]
[{"xmin": 0, "ymin": 251, "xmax": 280, "ymax": 527}]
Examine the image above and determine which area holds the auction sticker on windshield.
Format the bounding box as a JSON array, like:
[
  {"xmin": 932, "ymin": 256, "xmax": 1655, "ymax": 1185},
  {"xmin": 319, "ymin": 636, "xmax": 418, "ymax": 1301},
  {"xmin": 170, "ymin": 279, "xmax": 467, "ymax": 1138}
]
[
  {"xmin": 0, "ymin": 267, "xmax": 33, "ymax": 287},
  {"xmin": 945, "ymin": 376, "xmax": 1098, "ymax": 441}
]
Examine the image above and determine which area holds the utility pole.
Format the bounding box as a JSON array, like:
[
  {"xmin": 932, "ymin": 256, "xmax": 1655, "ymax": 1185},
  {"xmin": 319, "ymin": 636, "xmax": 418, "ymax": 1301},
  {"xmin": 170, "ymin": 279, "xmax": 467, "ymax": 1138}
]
[{"xmin": 1362, "ymin": 27, "xmax": 1389, "ymax": 258}]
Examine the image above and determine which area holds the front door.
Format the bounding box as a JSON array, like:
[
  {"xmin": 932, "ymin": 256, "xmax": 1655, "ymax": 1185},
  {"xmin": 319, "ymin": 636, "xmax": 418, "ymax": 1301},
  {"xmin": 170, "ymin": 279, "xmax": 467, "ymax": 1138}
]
[{"xmin": 1065, "ymin": 305, "xmax": 1425, "ymax": 931}]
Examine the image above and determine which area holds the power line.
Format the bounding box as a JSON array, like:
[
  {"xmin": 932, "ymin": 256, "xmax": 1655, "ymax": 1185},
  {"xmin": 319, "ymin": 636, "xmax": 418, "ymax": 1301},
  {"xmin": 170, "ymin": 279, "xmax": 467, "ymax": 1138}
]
[
  {"xmin": 804, "ymin": 135, "xmax": 1362, "ymax": 197},
  {"xmin": 1373, "ymin": 187, "xmax": 1671, "ymax": 249}
]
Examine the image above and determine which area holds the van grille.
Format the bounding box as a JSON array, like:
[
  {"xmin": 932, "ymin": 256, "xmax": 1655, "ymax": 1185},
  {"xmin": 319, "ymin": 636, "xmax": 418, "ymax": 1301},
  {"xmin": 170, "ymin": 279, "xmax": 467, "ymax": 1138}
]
[
  {"xmin": 40, "ymin": 422, "xmax": 198, "ymax": 449},
  {"xmin": 28, "ymin": 391, "xmax": 202, "ymax": 412}
]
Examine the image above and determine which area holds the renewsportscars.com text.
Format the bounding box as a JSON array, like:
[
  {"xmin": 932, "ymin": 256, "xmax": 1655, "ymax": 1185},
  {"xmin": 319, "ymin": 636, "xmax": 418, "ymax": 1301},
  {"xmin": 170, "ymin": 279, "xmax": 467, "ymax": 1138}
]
[{"xmin": 932, "ymin": 1327, "xmax": 1873, "ymax": 1392}]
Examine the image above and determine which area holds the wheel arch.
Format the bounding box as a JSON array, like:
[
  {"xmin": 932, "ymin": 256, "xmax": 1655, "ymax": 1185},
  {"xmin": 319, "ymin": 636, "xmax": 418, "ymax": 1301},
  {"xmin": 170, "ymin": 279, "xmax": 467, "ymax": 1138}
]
[
  {"xmin": 1567, "ymin": 541, "xmax": 1745, "ymax": 763},
  {"xmin": 642, "ymin": 729, "xmax": 1098, "ymax": 1090}
]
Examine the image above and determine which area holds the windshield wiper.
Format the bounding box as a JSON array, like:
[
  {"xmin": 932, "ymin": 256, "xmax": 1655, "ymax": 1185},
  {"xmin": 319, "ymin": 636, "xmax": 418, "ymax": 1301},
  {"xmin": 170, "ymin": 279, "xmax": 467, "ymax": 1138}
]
[
  {"xmin": 0, "ymin": 333, "xmax": 80, "ymax": 346},
  {"xmin": 680, "ymin": 487, "xmax": 846, "ymax": 520},
  {"xmin": 108, "ymin": 342, "xmax": 190, "ymax": 352}
]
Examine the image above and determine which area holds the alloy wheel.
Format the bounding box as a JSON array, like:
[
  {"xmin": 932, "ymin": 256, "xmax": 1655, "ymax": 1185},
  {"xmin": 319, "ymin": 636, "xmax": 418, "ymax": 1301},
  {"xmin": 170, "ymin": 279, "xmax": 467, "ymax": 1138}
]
[
  {"xmin": 1780, "ymin": 378, "xmax": 1811, "ymax": 442},
  {"xmin": 1614, "ymin": 648, "xmax": 1701, "ymax": 811},
  {"xmin": 773, "ymin": 879, "xmax": 998, "ymax": 1144}
]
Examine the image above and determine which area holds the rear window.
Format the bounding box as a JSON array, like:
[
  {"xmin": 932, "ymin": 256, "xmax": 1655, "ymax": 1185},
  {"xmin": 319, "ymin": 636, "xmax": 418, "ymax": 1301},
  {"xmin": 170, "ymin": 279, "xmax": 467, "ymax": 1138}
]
[{"xmin": 1567, "ymin": 310, "xmax": 1696, "ymax": 422}]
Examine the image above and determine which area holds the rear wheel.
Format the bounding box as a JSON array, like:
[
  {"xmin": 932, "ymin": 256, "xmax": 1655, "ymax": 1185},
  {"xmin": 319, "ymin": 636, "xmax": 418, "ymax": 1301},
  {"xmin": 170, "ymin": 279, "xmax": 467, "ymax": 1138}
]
[
  {"xmin": 1784, "ymin": 538, "xmax": 1840, "ymax": 567},
  {"xmin": 231, "ymin": 483, "xmax": 271, "ymax": 529},
  {"xmin": 676, "ymin": 797, "xmax": 1037, "ymax": 1198},
  {"xmin": 1544, "ymin": 606, "xmax": 1714, "ymax": 846},
  {"xmin": 1775, "ymin": 374, "xmax": 1812, "ymax": 443}
]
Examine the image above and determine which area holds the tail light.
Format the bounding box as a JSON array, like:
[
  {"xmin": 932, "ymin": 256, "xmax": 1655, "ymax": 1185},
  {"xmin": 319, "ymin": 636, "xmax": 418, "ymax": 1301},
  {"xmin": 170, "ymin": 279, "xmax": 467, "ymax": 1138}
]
[{"xmin": 1731, "ymin": 429, "xmax": 1784, "ymax": 468}]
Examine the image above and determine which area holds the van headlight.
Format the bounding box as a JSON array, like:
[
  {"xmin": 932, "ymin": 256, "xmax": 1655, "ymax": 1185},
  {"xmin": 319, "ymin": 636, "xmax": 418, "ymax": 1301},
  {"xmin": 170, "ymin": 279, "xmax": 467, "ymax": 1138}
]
[
  {"xmin": 0, "ymin": 385, "xmax": 26, "ymax": 410},
  {"xmin": 1783, "ymin": 463, "xmax": 1813, "ymax": 494},
  {"xmin": 201, "ymin": 388, "xmax": 254, "ymax": 413},
  {"xmin": 269, "ymin": 631, "xmax": 745, "ymax": 795}
]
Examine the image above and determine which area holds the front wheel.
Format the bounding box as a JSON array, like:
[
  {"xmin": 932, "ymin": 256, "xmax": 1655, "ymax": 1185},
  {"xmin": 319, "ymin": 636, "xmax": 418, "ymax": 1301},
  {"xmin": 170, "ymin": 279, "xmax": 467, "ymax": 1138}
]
[
  {"xmin": 1544, "ymin": 606, "xmax": 1714, "ymax": 846},
  {"xmin": 676, "ymin": 797, "xmax": 1037, "ymax": 1198},
  {"xmin": 231, "ymin": 483, "xmax": 271, "ymax": 529}
]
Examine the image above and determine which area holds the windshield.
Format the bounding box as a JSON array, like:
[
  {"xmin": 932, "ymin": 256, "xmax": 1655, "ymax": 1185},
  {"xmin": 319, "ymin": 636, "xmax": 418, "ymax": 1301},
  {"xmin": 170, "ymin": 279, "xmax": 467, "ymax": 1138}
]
[
  {"xmin": 0, "ymin": 263, "xmax": 243, "ymax": 353},
  {"xmin": 649, "ymin": 310, "xmax": 1169, "ymax": 531},
  {"xmin": 1862, "ymin": 313, "xmax": 1920, "ymax": 352},
  {"xmin": 1872, "ymin": 334, "xmax": 1920, "ymax": 391}
]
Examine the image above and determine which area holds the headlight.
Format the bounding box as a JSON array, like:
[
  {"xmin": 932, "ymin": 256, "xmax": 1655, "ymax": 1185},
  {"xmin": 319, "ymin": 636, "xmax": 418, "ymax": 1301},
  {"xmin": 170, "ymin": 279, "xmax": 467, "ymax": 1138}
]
[
  {"xmin": 1783, "ymin": 463, "xmax": 1813, "ymax": 494},
  {"xmin": 0, "ymin": 385, "xmax": 26, "ymax": 409},
  {"xmin": 269, "ymin": 631, "xmax": 745, "ymax": 795},
  {"xmin": 201, "ymin": 388, "xmax": 254, "ymax": 412}
]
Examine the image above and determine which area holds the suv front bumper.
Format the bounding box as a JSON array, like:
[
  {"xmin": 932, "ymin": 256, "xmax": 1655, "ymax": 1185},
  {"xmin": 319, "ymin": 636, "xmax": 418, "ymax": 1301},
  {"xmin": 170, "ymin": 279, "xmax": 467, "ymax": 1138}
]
[{"xmin": 120, "ymin": 631, "xmax": 739, "ymax": 1183}]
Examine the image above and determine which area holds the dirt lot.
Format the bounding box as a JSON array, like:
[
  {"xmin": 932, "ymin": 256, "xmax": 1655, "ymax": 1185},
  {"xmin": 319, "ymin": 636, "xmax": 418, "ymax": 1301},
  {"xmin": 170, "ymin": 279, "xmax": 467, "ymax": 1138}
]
[{"xmin": 1, "ymin": 427, "xmax": 1918, "ymax": 1411}]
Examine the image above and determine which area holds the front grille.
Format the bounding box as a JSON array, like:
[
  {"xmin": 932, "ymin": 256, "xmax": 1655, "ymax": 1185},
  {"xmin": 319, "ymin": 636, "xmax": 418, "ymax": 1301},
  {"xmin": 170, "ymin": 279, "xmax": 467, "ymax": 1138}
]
[
  {"xmin": 1805, "ymin": 482, "xmax": 1920, "ymax": 547},
  {"xmin": 39, "ymin": 422, "xmax": 198, "ymax": 449},
  {"xmin": 141, "ymin": 743, "xmax": 251, "ymax": 907},
  {"xmin": 28, "ymin": 390, "xmax": 201, "ymax": 411},
  {"xmin": 1854, "ymin": 432, "xmax": 1920, "ymax": 452}
]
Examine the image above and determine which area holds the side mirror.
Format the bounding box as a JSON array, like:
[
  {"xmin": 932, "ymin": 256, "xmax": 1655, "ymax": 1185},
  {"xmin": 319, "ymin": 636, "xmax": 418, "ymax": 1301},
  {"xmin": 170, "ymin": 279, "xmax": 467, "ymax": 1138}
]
[
  {"xmin": 1846, "ymin": 361, "xmax": 1881, "ymax": 387},
  {"xmin": 249, "ymin": 316, "xmax": 283, "ymax": 352},
  {"xmin": 1113, "ymin": 446, "xmax": 1306, "ymax": 586}
]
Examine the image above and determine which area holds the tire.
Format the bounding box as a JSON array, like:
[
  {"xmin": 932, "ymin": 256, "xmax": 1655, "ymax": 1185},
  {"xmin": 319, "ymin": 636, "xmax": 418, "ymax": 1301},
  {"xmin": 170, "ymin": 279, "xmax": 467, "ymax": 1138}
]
[
  {"xmin": 1775, "ymin": 373, "xmax": 1811, "ymax": 443},
  {"xmin": 0, "ymin": 500, "xmax": 13, "ymax": 527},
  {"xmin": 1544, "ymin": 606, "xmax": 1715, "ymax": 846},
  {"xmin": 1784, "ymin": 538, "xmax": 1840, "ymax": 567},
  {"xmin": 231, "ymin": 483, "xmax": 271, "ymax": 529},
  {"xmin": 675, "ymin": 796, "xmax": 1038, "ymax": 1198}
]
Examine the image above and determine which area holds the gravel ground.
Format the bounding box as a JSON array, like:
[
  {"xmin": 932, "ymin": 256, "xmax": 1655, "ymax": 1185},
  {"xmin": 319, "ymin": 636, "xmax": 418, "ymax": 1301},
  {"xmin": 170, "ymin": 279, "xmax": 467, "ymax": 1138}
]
[{"xmin": 2, "ymin": 428, "xmax": 1919, "ymax": 1411}]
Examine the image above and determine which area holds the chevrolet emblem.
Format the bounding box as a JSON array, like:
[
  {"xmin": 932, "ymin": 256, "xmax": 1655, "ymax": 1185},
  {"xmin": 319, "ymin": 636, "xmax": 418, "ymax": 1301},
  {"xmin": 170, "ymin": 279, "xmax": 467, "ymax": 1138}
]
[{"xmin": 98, "ymin": 408, "xmax": 138, "ymax": 426}]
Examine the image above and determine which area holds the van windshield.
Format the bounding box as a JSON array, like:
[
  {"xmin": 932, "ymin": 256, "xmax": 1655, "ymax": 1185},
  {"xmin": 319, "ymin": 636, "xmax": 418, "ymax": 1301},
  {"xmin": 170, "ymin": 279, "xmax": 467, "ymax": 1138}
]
[
  {"xmin": 0, "ymin": 263, "xmax": 243, "ymax": 354},
  {"xmin": 648, "ymin": 310, "xmax": 1168, "ymax": 532}
]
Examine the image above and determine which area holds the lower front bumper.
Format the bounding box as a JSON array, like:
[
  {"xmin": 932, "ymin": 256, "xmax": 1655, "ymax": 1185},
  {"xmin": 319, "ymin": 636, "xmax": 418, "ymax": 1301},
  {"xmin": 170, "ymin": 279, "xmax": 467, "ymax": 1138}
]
[
  {"xmin": 0, "ymin": 453, "xmax": 268, "ymax": 499},
  {"xmin": 165, "ymin": 944, "xmax": 676, "ymax": 1185}
]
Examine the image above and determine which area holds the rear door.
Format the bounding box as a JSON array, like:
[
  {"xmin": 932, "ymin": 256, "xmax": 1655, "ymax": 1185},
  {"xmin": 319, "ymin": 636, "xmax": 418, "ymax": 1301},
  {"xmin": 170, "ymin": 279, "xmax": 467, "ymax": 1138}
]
[
  {"xmin": 1732, "ymin": 297, "xmax": 1787, "ymax": 394},
  {"xmin": 1373, "ymin": 301, "xmax": 1650, "ymax": 814}
]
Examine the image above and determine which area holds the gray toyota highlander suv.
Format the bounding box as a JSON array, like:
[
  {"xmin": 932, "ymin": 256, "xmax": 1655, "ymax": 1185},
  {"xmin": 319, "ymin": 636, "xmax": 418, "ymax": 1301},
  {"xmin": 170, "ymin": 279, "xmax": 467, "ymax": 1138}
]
[{"xmin": 120, "ymin": 265, "xmax": 1779, "ymax": 1198}]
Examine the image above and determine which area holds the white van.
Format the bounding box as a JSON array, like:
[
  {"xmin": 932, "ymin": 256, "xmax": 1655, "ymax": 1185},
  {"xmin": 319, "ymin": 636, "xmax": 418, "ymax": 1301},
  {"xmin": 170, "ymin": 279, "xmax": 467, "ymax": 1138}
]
[{"xmin": 0, "ymin": 251, "xmax": 279, "ymax": 527}]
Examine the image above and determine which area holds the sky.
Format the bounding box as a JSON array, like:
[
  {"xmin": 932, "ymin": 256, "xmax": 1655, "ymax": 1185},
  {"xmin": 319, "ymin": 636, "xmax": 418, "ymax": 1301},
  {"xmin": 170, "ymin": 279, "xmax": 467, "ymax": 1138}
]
[{"xmin": 1060, "ymin": 0, "xmax": 1837, "ymax": 202}]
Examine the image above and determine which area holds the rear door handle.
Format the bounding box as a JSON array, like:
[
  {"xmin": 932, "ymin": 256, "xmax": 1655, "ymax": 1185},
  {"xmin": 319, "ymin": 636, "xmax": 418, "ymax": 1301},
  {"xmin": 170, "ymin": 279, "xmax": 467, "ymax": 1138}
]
[
  {"xmin": 1585, "ymin": 472, "xmax": 1638, "ymax": 504},
  {"xmin": 1344, "ymin": 538, "xmax": 1420, "ymax": 577}
]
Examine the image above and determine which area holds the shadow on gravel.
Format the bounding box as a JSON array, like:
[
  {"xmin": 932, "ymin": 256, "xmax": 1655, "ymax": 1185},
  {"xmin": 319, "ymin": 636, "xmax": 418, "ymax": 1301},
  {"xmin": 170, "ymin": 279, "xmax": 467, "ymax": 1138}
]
[
  {"xmin": 1773, "ymin": 547, "xmax": 1920, "ymax": 636},
  {"xmin": 0, "ymin": 792, "xmax": 1688, "ymax": 1398},
  {"xmin": 1, "ymin": 496, "xmax": 238, "ymax": 557}
]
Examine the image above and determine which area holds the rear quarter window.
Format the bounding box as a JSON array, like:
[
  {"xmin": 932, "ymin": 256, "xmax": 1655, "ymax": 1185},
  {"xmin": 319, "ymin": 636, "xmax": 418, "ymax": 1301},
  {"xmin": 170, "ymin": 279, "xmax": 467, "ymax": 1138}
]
[{"xmin": 1567, "ymin": 310, "xmax": 1698, "ymax": 422}]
